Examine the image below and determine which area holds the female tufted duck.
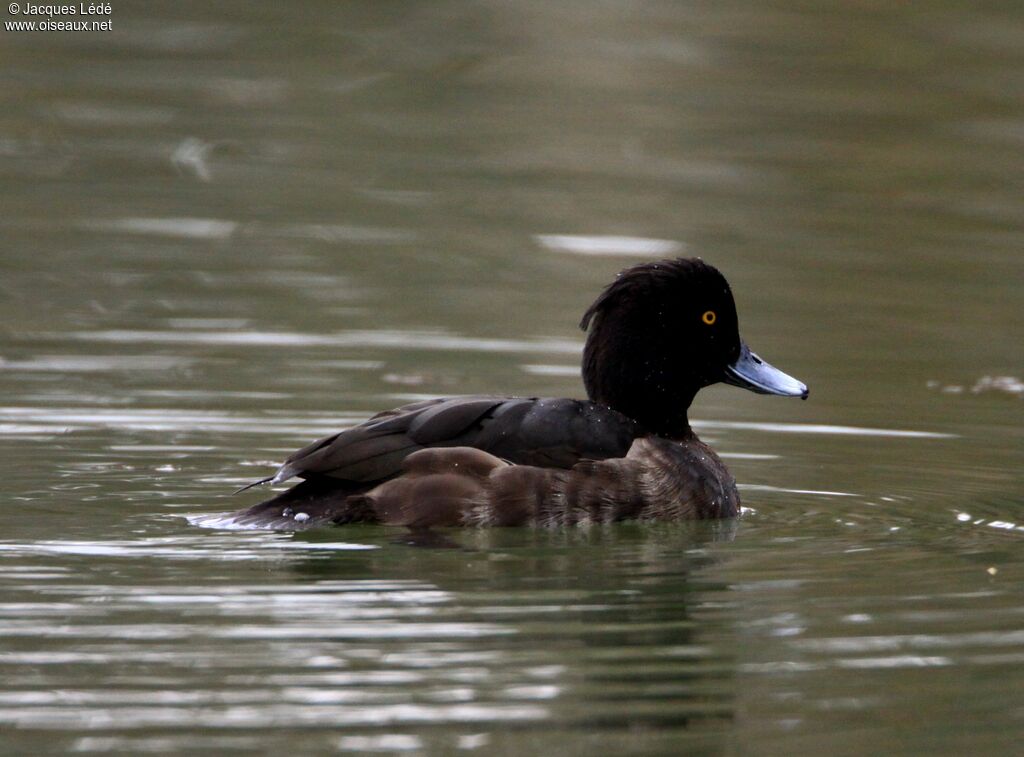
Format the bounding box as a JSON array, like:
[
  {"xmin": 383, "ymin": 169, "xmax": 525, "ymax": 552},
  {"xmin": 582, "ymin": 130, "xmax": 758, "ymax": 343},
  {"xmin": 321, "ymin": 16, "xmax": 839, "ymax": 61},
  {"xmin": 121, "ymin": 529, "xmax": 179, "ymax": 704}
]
[{"xmin": 226, "ymin": 258, "xmax": 808, "ymax": 529}]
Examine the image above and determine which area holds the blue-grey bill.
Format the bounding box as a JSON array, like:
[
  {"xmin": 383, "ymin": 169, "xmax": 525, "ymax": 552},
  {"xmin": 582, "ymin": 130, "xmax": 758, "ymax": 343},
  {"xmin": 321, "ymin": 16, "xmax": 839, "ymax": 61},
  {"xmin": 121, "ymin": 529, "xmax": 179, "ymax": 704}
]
[{"xmin": 723, "ymin": 343, "xmax": 809, "ymax": 399}]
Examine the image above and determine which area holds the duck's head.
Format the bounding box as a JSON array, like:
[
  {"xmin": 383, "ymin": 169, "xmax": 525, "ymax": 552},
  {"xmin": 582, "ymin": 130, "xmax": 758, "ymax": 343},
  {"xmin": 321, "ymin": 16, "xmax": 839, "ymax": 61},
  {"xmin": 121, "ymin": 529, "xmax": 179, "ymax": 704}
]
[{"xmin": 580, "ymin": 258, "xmax": 808, "ymax": 438}]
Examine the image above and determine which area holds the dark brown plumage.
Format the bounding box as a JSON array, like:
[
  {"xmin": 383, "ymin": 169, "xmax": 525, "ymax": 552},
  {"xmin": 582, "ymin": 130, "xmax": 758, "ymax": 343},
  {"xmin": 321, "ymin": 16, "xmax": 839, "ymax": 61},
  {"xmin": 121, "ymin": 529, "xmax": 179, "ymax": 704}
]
[{"xmin": 222, "ymin": 258, "xmax": 807, "ymax": 530}]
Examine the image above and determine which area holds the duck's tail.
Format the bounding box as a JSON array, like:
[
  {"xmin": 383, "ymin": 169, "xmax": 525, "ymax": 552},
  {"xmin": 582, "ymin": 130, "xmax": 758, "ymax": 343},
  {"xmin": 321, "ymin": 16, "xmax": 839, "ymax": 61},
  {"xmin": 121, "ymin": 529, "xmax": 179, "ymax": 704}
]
[{"xmin": 220, "ymin": 478, "xmax": 377, "ymax": 530}]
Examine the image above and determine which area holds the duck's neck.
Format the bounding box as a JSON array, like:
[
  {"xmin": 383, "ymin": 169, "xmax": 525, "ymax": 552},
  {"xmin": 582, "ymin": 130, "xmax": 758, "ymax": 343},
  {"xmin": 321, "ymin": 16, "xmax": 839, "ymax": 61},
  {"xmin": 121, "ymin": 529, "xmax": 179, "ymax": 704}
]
[
  {"xmin": 621, "ymin": 391, "xmax": 696, "ymax": 441},
  {"xmin": 643, "ymin": 409, "xmax": 695, "ymax": 442},
  {"xmin": 582, "ymin": 354, "xmax": 698, "ymax": 440}
]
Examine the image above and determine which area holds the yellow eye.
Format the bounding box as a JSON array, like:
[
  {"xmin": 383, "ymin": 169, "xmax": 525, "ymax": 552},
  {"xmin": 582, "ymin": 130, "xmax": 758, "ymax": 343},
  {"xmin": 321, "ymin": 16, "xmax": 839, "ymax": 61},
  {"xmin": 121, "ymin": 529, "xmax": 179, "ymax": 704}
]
[{"xmin": 702, "ymin": 310, "xmax": 716, "ymax": 325}]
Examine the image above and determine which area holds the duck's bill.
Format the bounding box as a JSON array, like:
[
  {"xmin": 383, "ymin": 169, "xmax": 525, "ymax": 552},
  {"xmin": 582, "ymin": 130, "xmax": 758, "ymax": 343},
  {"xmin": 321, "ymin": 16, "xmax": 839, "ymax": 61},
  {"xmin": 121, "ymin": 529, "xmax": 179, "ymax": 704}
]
[{"xmin": 723, "ymin": 343, "xmax": 809, "ymax": 399}]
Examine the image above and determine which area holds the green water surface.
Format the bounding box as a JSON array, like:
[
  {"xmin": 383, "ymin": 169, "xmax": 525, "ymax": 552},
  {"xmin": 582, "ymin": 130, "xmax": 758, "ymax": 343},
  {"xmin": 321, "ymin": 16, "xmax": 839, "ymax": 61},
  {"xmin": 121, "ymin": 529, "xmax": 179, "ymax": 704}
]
[{"xmin": 1, "ymin": 2, "xmax": 1023, "ymax": 754}]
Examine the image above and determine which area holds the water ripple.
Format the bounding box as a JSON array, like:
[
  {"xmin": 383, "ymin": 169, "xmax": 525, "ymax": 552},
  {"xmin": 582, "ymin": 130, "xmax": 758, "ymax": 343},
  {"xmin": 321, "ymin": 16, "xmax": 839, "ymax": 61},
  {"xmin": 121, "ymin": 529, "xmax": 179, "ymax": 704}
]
[
  {"xmin": 0, "ymin": 537, "xmax": 377, "ymax": 560},
  {"xmin": 694, "ymin": 420, "xmax": 956, "ymax": 439},
  {"xmin": 63, "ymin": 329, "xmax": 582, "ymax": 354}
]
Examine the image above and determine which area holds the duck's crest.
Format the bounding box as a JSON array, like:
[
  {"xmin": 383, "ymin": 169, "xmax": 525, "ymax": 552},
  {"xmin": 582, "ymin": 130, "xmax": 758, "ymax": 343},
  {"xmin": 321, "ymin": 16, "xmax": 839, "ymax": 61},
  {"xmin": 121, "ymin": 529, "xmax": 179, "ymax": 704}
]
[{"xmin": 579, "ymin": 257, "xmax": 718, "ymax": 331}]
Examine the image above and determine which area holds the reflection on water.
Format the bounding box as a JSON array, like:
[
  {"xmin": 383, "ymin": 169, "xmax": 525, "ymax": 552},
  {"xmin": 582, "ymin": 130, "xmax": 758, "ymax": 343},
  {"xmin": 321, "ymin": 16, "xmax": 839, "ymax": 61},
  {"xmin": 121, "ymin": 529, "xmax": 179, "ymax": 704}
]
[
  {"xmin": 2, "ymin": 0, "xmax": 1024, "ymax": 753},
  {"xmin": 534, "ymin": 234, "xmax": 685, "ymax": 257},
  {"xmin": 65, "ymin": 328, "xmax": 582, "ymax": 353},
  {"xmin": 0, "ymin": 529, "xmax": 731, "ymax": 753}
]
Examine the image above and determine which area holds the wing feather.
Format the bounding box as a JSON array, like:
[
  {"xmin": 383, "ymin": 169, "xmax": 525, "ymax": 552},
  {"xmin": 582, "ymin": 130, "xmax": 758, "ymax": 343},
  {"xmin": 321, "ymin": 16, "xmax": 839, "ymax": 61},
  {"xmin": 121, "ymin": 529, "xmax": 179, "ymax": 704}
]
[{"xmin": 265, "ymin": 395, "xmax": 639, "ymax": 487}]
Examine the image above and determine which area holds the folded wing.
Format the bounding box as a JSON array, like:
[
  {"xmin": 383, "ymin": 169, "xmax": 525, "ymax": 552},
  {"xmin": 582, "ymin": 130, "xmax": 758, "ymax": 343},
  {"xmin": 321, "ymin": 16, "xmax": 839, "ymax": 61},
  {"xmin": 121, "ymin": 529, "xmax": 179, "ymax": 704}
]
[{"xmin": 272, "ymin": 395, "xmax": 640, "ymax": 485}]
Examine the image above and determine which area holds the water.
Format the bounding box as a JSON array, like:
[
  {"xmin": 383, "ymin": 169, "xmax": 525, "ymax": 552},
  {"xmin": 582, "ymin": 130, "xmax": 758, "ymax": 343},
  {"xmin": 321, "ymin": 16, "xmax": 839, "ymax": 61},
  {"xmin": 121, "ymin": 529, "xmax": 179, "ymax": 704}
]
[{"xmin": 2, "ymin": 1, "xmax": 1023, "ymax": 753}]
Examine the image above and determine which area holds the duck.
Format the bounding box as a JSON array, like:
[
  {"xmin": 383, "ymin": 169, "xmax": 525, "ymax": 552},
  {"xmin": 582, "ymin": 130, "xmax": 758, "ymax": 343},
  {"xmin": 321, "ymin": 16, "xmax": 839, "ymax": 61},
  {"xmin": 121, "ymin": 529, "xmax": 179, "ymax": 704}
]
[{"xmin": 225, "ymin": 258, "xmax": 808, "ymax": 530}]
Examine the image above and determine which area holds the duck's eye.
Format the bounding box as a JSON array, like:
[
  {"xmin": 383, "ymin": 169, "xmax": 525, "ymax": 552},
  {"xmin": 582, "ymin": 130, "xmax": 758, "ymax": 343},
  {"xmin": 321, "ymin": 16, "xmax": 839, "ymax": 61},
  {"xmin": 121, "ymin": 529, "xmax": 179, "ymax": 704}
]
[{"xmin": 701, "ymin": 310, "xmax": 717, "ymax": 325}]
